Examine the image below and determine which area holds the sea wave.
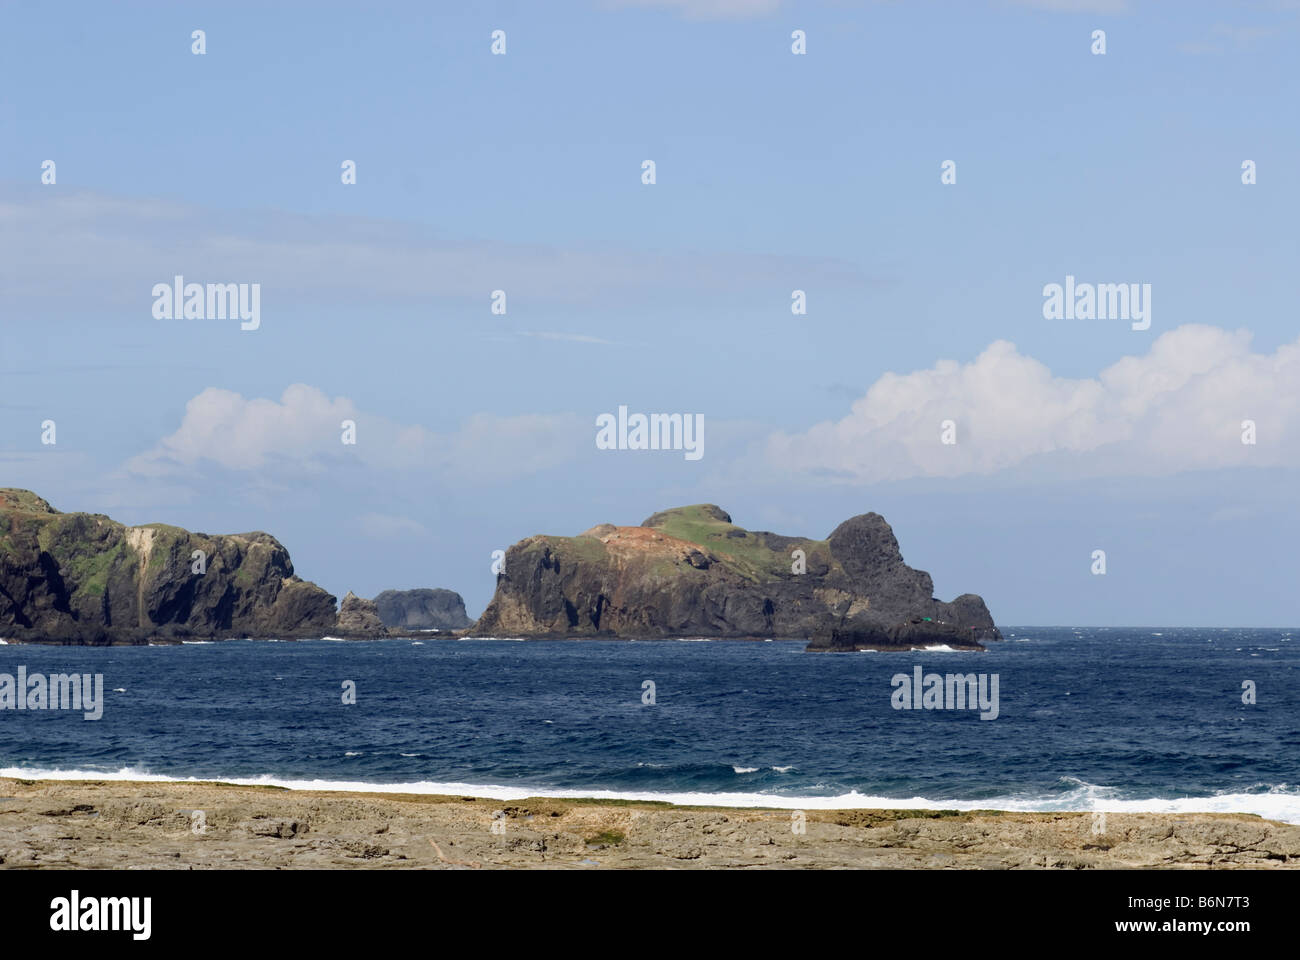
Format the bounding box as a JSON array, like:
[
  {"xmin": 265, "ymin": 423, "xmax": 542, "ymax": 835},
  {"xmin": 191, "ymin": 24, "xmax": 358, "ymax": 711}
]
[{"xmin": 4, "ymin": 766, "xmax": 1297, "ymax": 823}]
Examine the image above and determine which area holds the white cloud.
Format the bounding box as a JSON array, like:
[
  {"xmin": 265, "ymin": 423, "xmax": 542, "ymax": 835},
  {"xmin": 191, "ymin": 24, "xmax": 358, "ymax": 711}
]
[
  {"xmin": 124, "ymin": 384, "xmax": 586, "ymax": 482},
  {"xmin": 766, "ymin": 325, "xmax": 1300, "ymax": 483}
]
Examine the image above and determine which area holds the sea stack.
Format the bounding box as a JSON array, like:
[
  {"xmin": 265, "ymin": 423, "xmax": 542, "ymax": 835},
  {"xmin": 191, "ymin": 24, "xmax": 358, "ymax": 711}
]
[{"xmin": 372, "ymin": 588, "xmax": 471, "ymax": 631}]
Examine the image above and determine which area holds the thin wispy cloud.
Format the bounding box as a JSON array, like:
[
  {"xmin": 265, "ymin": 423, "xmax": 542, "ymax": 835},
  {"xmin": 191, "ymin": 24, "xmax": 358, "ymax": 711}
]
[
  {"xmin": 520, "ymin": 331, "xmax": 615, "ymax": 345},
  {"xmin": 1179, "ymin": 22, "xmax": 1284, "ymax": 54},
  {"xmin": 0, "ymin": 188, "xmax": 874, "ymax": 311},
  {"xmin": 1005, "ymin": 0, "xmax": 1130, "ymax": 12},
  {"xmin": 601, "ymin": 0, "xmax": 783, "ymax": 20}
]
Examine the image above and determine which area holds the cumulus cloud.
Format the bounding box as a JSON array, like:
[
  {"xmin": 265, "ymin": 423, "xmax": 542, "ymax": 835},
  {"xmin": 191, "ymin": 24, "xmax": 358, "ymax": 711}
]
[
  {"xmin": 124, "ymin": 384, "xmax": 586, "ymax": 482},
  {"xmin": 766, "ymin": 325, "xmax": 1300, "ymax": 483}
]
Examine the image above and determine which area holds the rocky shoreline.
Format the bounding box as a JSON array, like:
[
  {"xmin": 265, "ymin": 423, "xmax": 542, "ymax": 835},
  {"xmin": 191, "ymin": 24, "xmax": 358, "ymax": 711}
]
[{"xmin": 1, "ymin": 778, "xmax": 1296, "ymax": 869}]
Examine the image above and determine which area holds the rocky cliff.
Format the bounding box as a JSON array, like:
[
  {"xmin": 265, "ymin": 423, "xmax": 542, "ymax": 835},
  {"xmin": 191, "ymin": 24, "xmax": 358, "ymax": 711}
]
[
  {"xmin": 336, "ymin": 591, "xmax": 385, "ymax": 634},
  {"xmin": 372, "ymin": 588, "xmax": 470, "ymax": 631},
  {"xmin": 0, "ymin": 489, "xmax": 341, "ymax": 644},
  {"xmin": 470, "ymin": 504, "xmax": 999, "ymax": 650}
]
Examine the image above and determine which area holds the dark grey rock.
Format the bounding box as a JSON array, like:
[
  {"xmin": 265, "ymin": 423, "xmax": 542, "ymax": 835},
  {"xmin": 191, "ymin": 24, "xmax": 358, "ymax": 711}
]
[{"xmin": 372, "ymin": 588, "xmax": 470, "ymax": 630}]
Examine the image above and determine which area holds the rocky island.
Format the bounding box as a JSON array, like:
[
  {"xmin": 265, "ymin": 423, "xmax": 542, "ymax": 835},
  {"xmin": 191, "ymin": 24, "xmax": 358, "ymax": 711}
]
[
  {"xmin": 470, "ymin": 504, "xmax": 999, "ymax": 650},
  {"xmin": 0, "ymin": 489, "xmax": 358, "ymax": 644},
  {"xmin": 373, "ymin": 588, "xmax": 471, "ymax": 631}
]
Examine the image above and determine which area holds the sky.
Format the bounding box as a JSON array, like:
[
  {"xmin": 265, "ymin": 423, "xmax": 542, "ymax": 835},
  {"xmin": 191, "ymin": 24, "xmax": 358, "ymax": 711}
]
[{"xmin": 2, "ymin": 0, "xmax": 1298, "ymax": 626}]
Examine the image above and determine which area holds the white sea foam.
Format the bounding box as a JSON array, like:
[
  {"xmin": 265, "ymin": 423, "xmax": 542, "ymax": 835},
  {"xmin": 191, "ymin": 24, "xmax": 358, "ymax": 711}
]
[
  {"xmin": 4, "ymin": 767, "xmax": 1296, "ymax": 823},
  {"xmin": 732, "ymin": 766, "xmax": 759, "ymax": 774},
  {"xmin": 181, "ymin": 641, "xmax": 214, "ymax": 645}
]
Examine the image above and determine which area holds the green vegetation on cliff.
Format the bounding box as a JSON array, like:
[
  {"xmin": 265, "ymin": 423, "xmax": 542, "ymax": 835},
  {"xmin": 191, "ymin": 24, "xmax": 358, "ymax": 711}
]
[
  {"xmin": 473, "ymin": 503, "xmax": 1000, "ymax": 646},
  {"xmin": 641, "ymin": 504, "xmax": 832, "ymax": 582}
]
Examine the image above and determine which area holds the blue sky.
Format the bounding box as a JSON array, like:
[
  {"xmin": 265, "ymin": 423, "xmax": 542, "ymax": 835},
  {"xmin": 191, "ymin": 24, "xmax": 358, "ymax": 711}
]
[{"xmin": 2, "ymin": 0, "xmax": 1298, "ymax": 626}]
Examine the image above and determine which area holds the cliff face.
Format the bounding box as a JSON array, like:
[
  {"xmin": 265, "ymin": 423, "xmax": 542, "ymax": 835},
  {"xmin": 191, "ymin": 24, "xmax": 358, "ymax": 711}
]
[
  {"xmin": 372, "ymin": 588, "xmax": 470, "ymax": 630},
  {"xmin": 0, "ymin": 489, "xmax": 339, "ymax": 643},
  {"xmin": 470, "ymin": 504, "xmax": 999, "ymax": 650}
]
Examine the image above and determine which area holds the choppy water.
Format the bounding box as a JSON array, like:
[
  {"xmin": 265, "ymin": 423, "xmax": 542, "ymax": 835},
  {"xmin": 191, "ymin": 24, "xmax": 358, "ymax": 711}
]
[{"xmin": 2, "ymin": 627, "xmax": 1297, "ymax": 821}]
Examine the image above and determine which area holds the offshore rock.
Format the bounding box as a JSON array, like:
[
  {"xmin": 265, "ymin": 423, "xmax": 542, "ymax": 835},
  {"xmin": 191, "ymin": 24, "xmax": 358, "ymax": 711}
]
[{"xmin": 469, "ymin": 504, "xmax": 999, "ymax": 650}]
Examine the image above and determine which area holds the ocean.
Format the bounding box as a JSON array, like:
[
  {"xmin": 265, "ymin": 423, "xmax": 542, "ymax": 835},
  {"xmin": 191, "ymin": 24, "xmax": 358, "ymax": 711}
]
[{"xmin": 2, "ymin": 627, "xmax": 1297, "ymax": 823}]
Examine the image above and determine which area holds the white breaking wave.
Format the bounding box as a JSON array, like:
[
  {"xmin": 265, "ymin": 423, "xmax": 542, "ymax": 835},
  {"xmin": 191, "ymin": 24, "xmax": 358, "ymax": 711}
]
[
  {"xmin": 732, "ymin": 766, "xmax": 759, "ymax": 774},
  {"xmin": 3, "ymin": 767, "xmax": 1297, "ymax": 823}
]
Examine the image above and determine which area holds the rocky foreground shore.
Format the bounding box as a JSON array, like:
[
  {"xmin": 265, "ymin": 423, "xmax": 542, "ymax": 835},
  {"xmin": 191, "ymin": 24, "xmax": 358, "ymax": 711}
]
[{"xmin": 1, "ymin": 778, "xmax": 1296, "ymax": 869}]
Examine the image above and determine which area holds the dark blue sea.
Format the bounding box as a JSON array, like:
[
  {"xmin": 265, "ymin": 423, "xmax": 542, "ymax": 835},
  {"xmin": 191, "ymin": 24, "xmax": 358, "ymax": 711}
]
[{"xmin": 2, "ymin": 628, "xmax": 1297, "ymax": 821}]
